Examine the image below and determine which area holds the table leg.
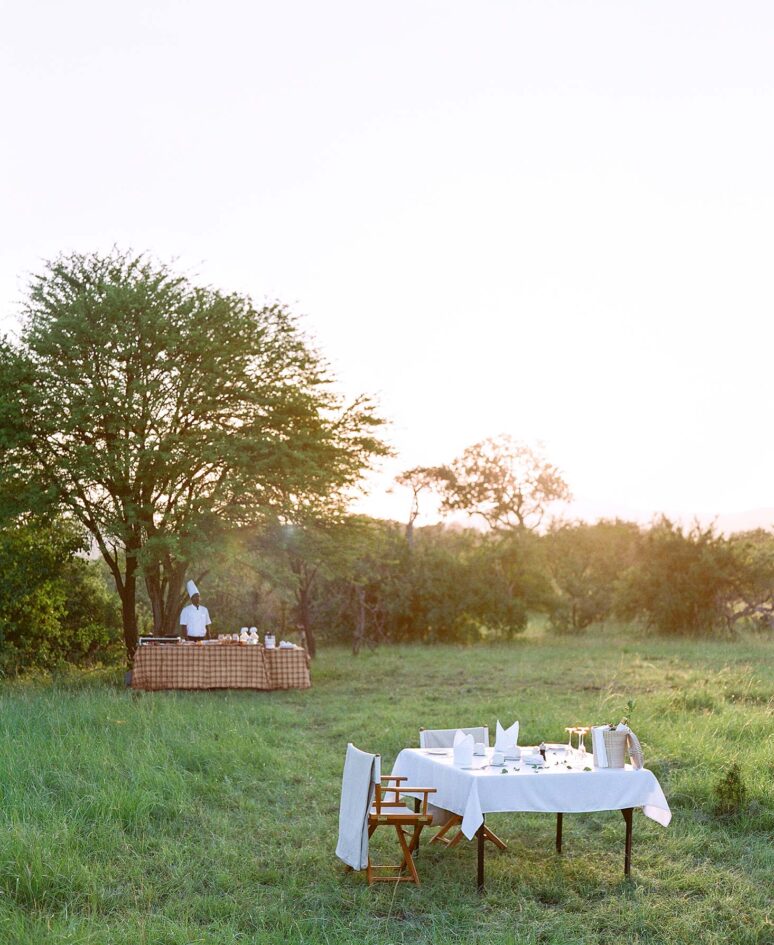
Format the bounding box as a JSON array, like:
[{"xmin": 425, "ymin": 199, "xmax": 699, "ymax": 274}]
[
  {"xmin": 412, "ymin": 799, "xmax": 421, "ymax": 857},
  {"xmin": 621, "ymin": 808, "xmax": 633, "ymax": 877},
  {"xmin": 555, "ymin": 813, "xmax": 563, "ymax": 854},
  {"xmin": 477, "ymin": 821, "xmax": 485, "ymax": 893}
]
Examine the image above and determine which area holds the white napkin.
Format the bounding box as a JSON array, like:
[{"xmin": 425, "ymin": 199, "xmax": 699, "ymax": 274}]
[
  {"xmin": 592, "ymin": 726, "xmax": 609, "ymax": 768},
  {"xmin": 453, "ymin": 730, "xmax": 474, "ymax": 767},
  {"xmin": 494, "ymin": 720, "xmax": 519, "ymax": 752}
]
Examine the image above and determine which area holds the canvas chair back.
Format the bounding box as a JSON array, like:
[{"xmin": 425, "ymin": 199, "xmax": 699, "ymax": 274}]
[
  {"xmin": 335, "ymin": 743, "xmax": 381, "ymax": 870},
  {"xmin": 419, "ymin": 726, "xmax": 489, "ymax": 749}
]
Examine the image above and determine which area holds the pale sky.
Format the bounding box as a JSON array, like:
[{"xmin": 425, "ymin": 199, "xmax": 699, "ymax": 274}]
[{"xmin": 2, "ymin": 1, "xmax": 774, "ymax": 528}]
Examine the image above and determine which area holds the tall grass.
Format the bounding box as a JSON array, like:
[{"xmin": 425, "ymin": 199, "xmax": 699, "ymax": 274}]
[{"xmin": 0, "ymin": 627, "xmax": 771, "ymax": 944}]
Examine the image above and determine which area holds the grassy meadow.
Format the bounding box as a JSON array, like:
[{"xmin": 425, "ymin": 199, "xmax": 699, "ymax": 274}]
[{"xmin": 0, "ymin": 627, "xmax": 772, "ymax": 945}]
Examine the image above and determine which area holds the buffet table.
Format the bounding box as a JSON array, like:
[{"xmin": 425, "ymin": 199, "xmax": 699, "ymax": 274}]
[{"xmin": 131, "ymin": 644, "xmax": 311, "ymax": 691}]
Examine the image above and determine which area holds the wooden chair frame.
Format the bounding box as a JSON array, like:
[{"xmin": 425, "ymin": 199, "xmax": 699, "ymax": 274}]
[
  {"xmin": 366, "ymin": 775, "xmax": 437, "ymax": 885},
  {"xmin": 431, "ymin": 814, "xmax": 507, "ymax": 851}
]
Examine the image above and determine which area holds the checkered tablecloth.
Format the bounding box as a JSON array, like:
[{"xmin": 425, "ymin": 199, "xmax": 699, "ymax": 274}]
[
  {"xmin": 263, "ymin": 647, "xmax": 312, "ymax": 690},
  {"xmin": 131, "ymin": 644, "xmax": 311, "ymax": 691}
]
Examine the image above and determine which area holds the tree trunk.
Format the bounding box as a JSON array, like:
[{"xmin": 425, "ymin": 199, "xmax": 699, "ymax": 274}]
[
  {"xmin": 144, "ymin": 564, "xmax": 164, "ymax": 633},
  {"xmin": 297, "ymin": 582, "xmax": 316, "ymax": 657},
  {"xmin": 145, "ymin": 559, "xmax": 189, "ymax": 636},
  {"xmin": 292, "ymin": 558, "xmax": 318, "ymax": 658},
  {"xmin": 120, "ymin": 551, "xmax": 139, "ymax": 661},
  {"xmin": 352, "ymin": 585, "xmax": 366, "ymax": 655},
  {"xmin": 93, "ymin": 533, "xmax": 138, "ymax": 664},
  {"xmin": 161, "ymin": 561, "xmax": 187, "ymax": 635}
]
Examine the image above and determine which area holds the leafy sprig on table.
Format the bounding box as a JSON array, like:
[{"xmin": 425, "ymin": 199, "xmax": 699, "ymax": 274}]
[{"xmin": 608, "ymin": 699, "xmax": 636, "ymax": 729}]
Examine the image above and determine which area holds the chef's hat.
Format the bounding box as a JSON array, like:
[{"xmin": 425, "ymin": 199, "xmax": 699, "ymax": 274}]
[{"xmin": 186, "ymin": 579, "xmax": 200, "ymax": 598}]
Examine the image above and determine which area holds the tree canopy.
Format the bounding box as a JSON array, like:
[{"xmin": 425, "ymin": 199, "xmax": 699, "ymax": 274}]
[
  {"xmin": 430, "ymin": 435, "xmax": 571, "ymax": 530},
  {"xmin": 0, "ymin": 249, "xmax": 387, "ymax": 657}
]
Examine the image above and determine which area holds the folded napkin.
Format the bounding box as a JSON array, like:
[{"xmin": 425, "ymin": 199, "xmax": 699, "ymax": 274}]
[
  {"xmin": 591, "ymin": 726, "xmax": 609, "ymax": 767},
  {"xmin": 494, "ymin": 719, "xmax": 519, "ymax": 752},
  {"xmin": 453, "ymin": 730, "xmax": 474, "ymax": 767}
]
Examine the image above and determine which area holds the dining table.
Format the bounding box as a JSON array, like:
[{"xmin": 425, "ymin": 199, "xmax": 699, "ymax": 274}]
[
  {"xmin": 131, "ymin": 641, "xmax": 311, "ymax": 691},
  {"xmin": 391, "ymin": 745, "xmax": 671, "ymax": 892}
]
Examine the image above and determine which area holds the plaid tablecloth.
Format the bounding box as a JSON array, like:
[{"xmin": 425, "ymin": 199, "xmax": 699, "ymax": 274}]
[
  {"xmin": 263, "ymin": 647, "xmax": 312, "ymax": 690},
  {"xmin": 131, "ymin": 644, "xmax": 311, "ymax": 691}
]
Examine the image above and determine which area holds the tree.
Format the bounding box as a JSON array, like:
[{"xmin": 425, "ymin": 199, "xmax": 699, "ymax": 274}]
[
  {"xmin": 395, "ymin": 465, "xmax": 447, "ymax": 545},
  {"xmin": 0, "ymin": 517, "xmax": 121, "ymax": 673},
  {"xmin": 726, "ymin": 530, "xmax": 774, "ymax": 631},
  {"xmin": 615, "ymin": 518, "xmax": 739, "ymax": 635},
  {"xmin": 0, "ymin": 250, "xmax": 386, "ymax": 659},
  {"xmin": 434, "ymin": 435, "xmax": 570, "ymax": 531},
  {"xmin": 545, "ymin": 519, "xmax": 642, "ymax": 631},
  {"xmin": 307, "ymin": 521, "xmax": 542, "ymax": 649},
  {"xmin": 247, "ymin": 516, "xmax": 378, "ymax": 657}
]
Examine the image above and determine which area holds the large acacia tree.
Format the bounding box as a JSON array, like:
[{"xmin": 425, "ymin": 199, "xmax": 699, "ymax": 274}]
[
  {"xmin": 0, "ymin": 250, "xmax": 386, "ymax": 658},
  {"xmin": 433, "ymin": 435, "xmax": 571, "ymax": 531}
]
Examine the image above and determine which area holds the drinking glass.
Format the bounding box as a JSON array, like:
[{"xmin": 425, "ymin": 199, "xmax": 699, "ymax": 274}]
[{"xmin": 577, "ymin": 726, "xmax": 590, "ymax": 762}]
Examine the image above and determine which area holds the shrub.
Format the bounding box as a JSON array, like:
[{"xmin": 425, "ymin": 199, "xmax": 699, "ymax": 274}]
[
  {"xmin": 0, "ymin": 517, "xmax": 121, "ymax": 674},
  {"xmin": 614, "ymin": 518, "xmax": 739, "ymax": 635},
  {"xmin": 712, "ymin": 764, "xmax": 748, "ymax": 817},
  {"xmin": 545, "ymin": 519, "xmax": 642, "ymax": 632}
]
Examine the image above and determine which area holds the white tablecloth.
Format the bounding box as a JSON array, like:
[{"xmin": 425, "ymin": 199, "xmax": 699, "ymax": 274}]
[{"xmin": 392, "ymin": 747, "xmax": 672, "ymax": 840}]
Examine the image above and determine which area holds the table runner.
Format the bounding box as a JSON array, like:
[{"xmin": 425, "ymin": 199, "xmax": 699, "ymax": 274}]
[
  {"xmin": 392, "ymin": 747, "xmax": 671, "ymax": 840},
  {"xmin": 131, "ymin": 645, "xmax": 310, "ymax": 691}
]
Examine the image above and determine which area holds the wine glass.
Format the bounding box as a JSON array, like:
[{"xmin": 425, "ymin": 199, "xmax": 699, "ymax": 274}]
[{"xmin": 577, "ymin": 726, "xmax": 590, "ymax": 761}]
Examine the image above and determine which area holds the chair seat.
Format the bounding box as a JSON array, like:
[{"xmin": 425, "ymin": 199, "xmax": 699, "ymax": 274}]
[{"xmin": 369, "ymin": 806, "xmax": 433, "ymax": 825}]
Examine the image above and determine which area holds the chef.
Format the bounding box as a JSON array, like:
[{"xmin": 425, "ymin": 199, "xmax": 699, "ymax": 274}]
[{"xmin": 179, "ymin": 580, "xmax": 212, "ymax": 641}]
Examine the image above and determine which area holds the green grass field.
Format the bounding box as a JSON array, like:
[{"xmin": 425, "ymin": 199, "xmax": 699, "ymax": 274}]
[{"xmin": 0, "ymin": 628, "xmax": 772, "ymax": 945}]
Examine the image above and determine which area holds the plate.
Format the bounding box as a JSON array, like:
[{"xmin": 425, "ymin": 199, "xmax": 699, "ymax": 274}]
[{"xmin": 424, "ymin": 749, "xmax": 449, "ymax": 755}]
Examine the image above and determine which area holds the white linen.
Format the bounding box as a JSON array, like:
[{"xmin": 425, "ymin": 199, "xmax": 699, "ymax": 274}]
[
  {"xmin": 392, "ymin": 747, "xmax": 672, "ymax": 841},
  {"xmin": 591, "ymin": 726, "xmax": 609, "ymax": 767},
  {"xmin": 336, "ymin": 744, "xmax": 381, "ymax": 870},
  {"xmin": 494, "ymin": 720, "xmax": 519, "ymax": 751},
  {"xmin": 452, "ymin": 730, "xmax": 474, "ymax": 767},
  {"xmin": 179, "ymin": 603, "xmax": 210, "ymax": 638}
]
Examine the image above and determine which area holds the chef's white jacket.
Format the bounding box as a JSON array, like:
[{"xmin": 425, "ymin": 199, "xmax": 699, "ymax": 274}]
[{"xmin": 179, "ymin": 603, "xmax": 211, "ymax": 638}]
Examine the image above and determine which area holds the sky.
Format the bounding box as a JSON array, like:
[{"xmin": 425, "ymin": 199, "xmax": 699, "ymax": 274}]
[{"xmin": 2, "ymin": 1, "xmax": 774, "ymax": 530}]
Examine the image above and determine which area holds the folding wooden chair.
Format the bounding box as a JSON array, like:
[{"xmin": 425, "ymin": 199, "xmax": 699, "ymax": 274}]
[
  {"xmin": 419, "ymin": 726, "xmax": 507, "ymax": 851},
  {"xmin": 367, "ymin": 774, "xmax": 437, "ymax": 884}
]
